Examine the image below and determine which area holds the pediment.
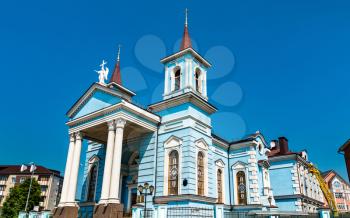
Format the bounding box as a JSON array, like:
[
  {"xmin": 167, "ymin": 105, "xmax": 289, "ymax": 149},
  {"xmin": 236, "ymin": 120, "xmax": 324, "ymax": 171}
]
[
  {"xmin": 215, "ymin": 159, "xmax": 225, "ymax": 168},
  {"xmin": 164, "ymin": 135, "xmax": 183, "ymax": 148},
  {"xmin": 67, "ymin": 83, "xmax": 130, "ymax": 119},
  {"xmin": 232, "ymin": 161, "xmax": 247, "ymax": 170},
  {"xmin": 195, "ymin": 138, "xmax": 209, "ymax": 150}
]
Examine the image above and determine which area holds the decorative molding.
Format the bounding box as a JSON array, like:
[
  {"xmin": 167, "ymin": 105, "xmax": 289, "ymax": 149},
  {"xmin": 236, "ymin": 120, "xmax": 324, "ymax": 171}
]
[
  {"xmin": 67, "ymin": 100, "xmax": 159, "ymax": 129},
  {"xmin": 67, "ymin": 82, "xmax": 135, "ymax": 118},
  {"xmin": 115, "ymin": 118, "xmax": 126, "ymax": 128},
  {"xmin": 164, "ymin": 135, "xmax": 183, "ymax": 149},
  {"xmin": 154, "ymin": 194, "xmax": 217, "ymax": 204},
  {"xmin": 232, "ymin": 161, "xmax": 248, "ymax": 170},
  {"xmin": 195, "ymin": 138, "xmax": 209, "ymax": 150},
  {"xmin": 215, "ymin": 159, "xmax": 225, "ymax": 168},
  {"xmin": 149, "ymin": 92, "xmax": 217, "ymax": 114},
  {"xmin": 160, "ymin": 47, "xmax": 211, "ymax": 68}
]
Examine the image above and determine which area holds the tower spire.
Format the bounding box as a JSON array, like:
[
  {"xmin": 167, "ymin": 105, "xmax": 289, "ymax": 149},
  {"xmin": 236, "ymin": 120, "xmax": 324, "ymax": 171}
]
[
  {"xmin": 185, "ymin": 8, "xmax": 188, "ymax": 27},
  {"xmin": 110, "ymin": 45, "xmax": 122, "ymax": 85},
  {"xmin": 180, "ymin": 8, "xmax": 192, "ymax": 50}
]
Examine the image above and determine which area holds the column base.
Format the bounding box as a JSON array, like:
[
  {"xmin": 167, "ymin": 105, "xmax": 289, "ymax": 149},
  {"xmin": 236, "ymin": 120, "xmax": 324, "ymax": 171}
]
[
  {"xmin": 52, "ymin": 206, "xmax": 79, "ymax": 218},
  {"xmin": 93, "ymin": 203, "xmax": 124, "ymax": 218}
]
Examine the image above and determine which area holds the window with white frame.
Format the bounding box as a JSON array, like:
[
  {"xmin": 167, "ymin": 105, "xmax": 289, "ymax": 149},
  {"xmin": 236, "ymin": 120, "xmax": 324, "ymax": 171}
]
[
  {"xmin": 217, "ymin": 169, "xmax": 223, "ymax": 203},
  {"xmin": 168, "ymin": 150, "xmax": 179, "ymax": 195},
  {"xmin": 195, "ymin": 68, "xmax": 202, "ymax": 93},
  {"xmin": 232, "ymin": 161, "xmax": 248, "ymax": 205},
  {"xmin": 86, "ymin": 156, "xmax": 99, "ymax": 202},
  {"xmin": 195, "ymin": 139, "xmax": 208, "ymax": 196},
  {"xmin": 197, "ymin": 152, "xmax": 204, "ymax": 195},
  {"xmin": 163, "ymin": 136, "xmax": 182, "ymax": 196},
  {"xmin": 236, "ymin": 171, "xmax": 247, "ymax": 205},
  {"xmin": 173, "ymin": 67, "xmax": 181, "ymax": 91},
  {"xmin": 335, "ymin": 192, "xmax": 343, "ymax": 199},
  {"xmin": 215, "ymin": 159, "xmax": 225, "ymax": 204}
]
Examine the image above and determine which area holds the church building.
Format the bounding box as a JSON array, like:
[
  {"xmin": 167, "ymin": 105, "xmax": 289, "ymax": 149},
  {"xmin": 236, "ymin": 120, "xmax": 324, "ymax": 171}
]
[{"xmin": 53, "ymin": 11, "xmax": 327, "ymax": 218}]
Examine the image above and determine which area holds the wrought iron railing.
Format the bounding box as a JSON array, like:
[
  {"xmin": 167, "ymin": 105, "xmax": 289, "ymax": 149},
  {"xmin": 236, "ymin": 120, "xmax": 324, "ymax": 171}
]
[
  {"xmin": 167, "ymin": 207, "xmax": 214, "ymax": 217},
  {"xmin": 140, "ymin": 209, "xmax": 153, "ymax": 218}
]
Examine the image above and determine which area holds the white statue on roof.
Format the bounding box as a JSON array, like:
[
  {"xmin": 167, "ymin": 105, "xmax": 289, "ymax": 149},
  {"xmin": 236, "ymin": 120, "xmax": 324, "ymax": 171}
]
[{"xmin": 95, "ymin": 60, "xmax": 109, "ymax": 85}]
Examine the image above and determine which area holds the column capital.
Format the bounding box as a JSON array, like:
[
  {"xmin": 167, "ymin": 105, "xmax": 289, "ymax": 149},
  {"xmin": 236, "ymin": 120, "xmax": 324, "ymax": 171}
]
[
  {"xmin": 107, "ymin": 120, "xmax": 116, "ymax": 131},
  {"xmin": 75, "ymin": 132, "xmax": 83, "ymax": 140},
  {"xmin": 69, "ymin": 133, "xmax": 75, "ymax": 142},
  {"xmin": 115, "ymin": 118, "xmax": 126, "ymax": 128}
]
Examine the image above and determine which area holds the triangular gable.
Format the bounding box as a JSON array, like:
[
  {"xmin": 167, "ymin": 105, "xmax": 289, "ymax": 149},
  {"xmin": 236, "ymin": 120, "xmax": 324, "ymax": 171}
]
[{"xmin": 67, "ymin": 83, "xmax": 131, "ymax": 119}]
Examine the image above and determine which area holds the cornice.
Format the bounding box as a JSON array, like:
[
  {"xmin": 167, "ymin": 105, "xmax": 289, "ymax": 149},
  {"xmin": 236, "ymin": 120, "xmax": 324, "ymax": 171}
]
[
  {"xmin": 154, "ymin": 194, "xmax": 217, "ymax": 204},
  {"xmin": 67, "ymin": 82, "xmax": 134, "ymax": 118},
  {"xmin": 160, "ymin": 47, "xmax": 211, "ymax": 68},
  {"xmin": 66, "ymin": 100, "xmax": 160, "ymax": 131},
  {"xmin": 148, "ymin": 92, "xmax": 217, "ymax": 114}
]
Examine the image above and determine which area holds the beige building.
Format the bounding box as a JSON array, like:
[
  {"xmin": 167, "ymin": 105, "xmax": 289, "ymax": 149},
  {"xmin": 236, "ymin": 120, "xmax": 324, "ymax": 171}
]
[{"xmin": 0, "ymin": 165, "xmax": 63, "ymax": 210}]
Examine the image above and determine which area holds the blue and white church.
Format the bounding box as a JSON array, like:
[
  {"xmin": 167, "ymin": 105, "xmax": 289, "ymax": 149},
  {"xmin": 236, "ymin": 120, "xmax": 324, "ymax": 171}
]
[{"xmin": 53, "ymin": 12, "xmax": 303, "ymax": 218}]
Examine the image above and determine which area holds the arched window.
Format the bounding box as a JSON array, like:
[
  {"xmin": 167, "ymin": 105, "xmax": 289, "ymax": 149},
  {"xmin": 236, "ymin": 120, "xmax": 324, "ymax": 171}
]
[
  {"xmin": 195, "ymin": 68, "xmax": 201, "ymax": 93},
  {"xmin": 197, "ymin": 152, "xmax": 204, "ymax": 195},
  {"xmin": 217, "ymin": 169, "xmax": 223, "ymax": 203},
  {"xmin": 168, "ymin": 150, "xmax": 179, "ymax": 195},
  {"xmin": 87, "ymin": 164, "xmax": 98, "ymax": 202},
  {"xmin": 174, "ymin": 68, "xmax": 181, "ymax": 91},
  {"xmin": 236, "ymin": 171, "xmax": 247, "ymax": 205}
]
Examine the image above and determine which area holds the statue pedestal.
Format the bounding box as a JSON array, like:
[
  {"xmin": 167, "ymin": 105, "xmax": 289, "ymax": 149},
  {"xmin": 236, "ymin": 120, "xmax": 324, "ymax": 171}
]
[
  {"xmin": 52, "ymin": 206, "xmax": 79, "ymax": 218},
  {"xmin": 93, "ymin": 203, "xmax": 124, "ymax": 218}
]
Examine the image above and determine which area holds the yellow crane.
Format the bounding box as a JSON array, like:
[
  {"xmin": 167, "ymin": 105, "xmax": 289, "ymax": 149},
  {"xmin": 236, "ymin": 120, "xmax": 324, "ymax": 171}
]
[{"xmin": 308, "ymin": 163, "xmax": 339, "ymax": 217}]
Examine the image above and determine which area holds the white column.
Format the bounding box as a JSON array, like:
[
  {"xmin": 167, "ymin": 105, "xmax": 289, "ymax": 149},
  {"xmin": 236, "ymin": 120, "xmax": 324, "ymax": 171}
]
[
  {"xmin": 66, "ymin": 132, "xmax": 83, "ymax": 205},
  {"xmin": 203, "ymin": 70, "xmax": 207, "ymax": 97},
  {"xmin": 99, "ymin": 120, "xmax": 116, "ymax": 204},
  {"xmin": 59, "ymin": 133, "xmax": 75, "ymax": 206},
  {"xmin": 109, "ymin": 118, "xmax": 126, "ymax": 203},
  {"xmin": 164, "ymin": 66, "xmax": 169, "ymax": 95}
]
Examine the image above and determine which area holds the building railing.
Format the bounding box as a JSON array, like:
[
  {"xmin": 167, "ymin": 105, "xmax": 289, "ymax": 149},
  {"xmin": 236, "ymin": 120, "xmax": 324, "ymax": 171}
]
[
  {"xmin": 167, "ymin": 207, "xmax": 214, "ymax": 218},
  {"xmin": 140, "ymin": 209, "xmax": 153, "ymax": 218},
  {"xmin": 224, "ymin": 212, "xmax": 319, "ymax": 218}
]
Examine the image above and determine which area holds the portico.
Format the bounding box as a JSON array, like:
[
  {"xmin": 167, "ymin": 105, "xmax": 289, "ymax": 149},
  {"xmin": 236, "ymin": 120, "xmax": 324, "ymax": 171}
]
[{"xmin": 54, "ymin": 81, "xmax": 160, "ymax": 218}]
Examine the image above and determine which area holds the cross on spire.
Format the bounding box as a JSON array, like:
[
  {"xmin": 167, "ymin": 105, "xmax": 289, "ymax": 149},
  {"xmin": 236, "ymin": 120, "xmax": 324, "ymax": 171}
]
[
  {"xmin": 180, "ymin": 8, "xmax": 192, "ymax": 50},
  {"xmin": 109, "ymin": 44, "xmax": 122, "ymax": 85}
]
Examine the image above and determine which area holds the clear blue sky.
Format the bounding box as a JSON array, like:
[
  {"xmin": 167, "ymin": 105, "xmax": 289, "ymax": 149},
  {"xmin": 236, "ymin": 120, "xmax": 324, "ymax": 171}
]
[{"xmin": 1, "ymin": 0, "xmax": 350, "ymax": 180}]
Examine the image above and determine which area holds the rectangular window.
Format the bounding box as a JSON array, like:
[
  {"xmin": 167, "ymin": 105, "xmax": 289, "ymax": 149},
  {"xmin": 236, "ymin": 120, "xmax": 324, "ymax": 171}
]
[
  {"xmin": 338, "ymin": 204, "xmax": 346, "ymax": 210},
  {"xmin": 0, "ymin": 185, "xmax": 5, "ymax": 191},
  {"xmin": 335, "ymin": 192, "xmax": 343, "ymax": 199},
  {"xmin": 11, "ymin": 177, "xmax": 16, "ymax": 184}
]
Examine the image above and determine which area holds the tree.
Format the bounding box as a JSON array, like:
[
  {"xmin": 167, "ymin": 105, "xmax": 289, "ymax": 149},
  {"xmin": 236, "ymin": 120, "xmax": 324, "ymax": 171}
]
[{"xmin": 1, "ymin": 178, "xmax": 41, "ymax": 218}]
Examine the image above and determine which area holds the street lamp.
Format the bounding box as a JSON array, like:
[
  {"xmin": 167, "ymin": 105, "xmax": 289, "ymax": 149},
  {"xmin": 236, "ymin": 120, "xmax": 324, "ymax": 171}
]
[{"xmin": 138, "ymin": 183, "xmax": 154, "ymax": 218}]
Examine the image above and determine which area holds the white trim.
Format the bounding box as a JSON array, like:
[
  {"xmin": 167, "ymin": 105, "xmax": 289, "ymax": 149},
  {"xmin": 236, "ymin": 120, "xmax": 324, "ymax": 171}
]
[
  {"xmin": 163, "ymin": 136, "xmax": 182, "ymax": 196},
  {"xmin": 195, "ymin": 148, "xmax": 208, "ymax": 196},
  {"xmin": 68, "ymin": 110, "xmax": 158, "ymax": 135},
  {"xmin": 67, "ymin": 99, "xmax": 159, "ymax": 129},
  {"xmin": 85, "ymin": 158, "xmax": 99, "ymax": 202},
  {"xmin": 67, "ymin": 83, "xmax": 135, "ymax": 118},
  {"xmin": 215, "ymin": 159, "xmax": 226, "ymax": 204},
  {"xmin": 232, "ymin": 161, "xmax": 250, "ymax": 205},
  {"xmin": 160, "ymin": 47, "xmax": 211, "ymax": 68}
]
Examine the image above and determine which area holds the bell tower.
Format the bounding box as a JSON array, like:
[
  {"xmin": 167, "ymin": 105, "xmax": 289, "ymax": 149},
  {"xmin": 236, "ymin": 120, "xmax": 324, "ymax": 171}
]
[{"xmin": 161, "ymin": 9, "xmax": 211, "ymax": 101}]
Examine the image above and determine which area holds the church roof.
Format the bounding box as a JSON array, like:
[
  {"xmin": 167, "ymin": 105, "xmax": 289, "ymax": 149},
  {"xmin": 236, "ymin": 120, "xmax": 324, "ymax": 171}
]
[
  {"xmin": 160, "ymin": 9, "xmax": 211, "ymax": 68},
  {"xmin": 338, "ymin": 138, "xmax": 350, "ymax": 152},
  {"xmin": 109, "ymin": 45, "xmax": 122, "ymax": 85},
  {"xmin": 160, "ymin": 47, "xmax": 211, "ymax": 68},
  {"xmin": 180, "ymin": 9, "xmax": 191, "ymax": 50}
]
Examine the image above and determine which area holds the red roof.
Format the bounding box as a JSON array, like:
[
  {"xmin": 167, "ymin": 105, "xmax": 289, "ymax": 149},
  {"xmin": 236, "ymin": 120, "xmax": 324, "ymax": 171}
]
[
  {"xmin": 0, "ymin": 165, "xmax": 61, "ymax": 177},
  {"xmin": 109, "ymin": 59, "xmax": 122, "ymax": 85},
  {"xmin": 180, "ymin": 25, "xmax": 191, "ymax": 50}
]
